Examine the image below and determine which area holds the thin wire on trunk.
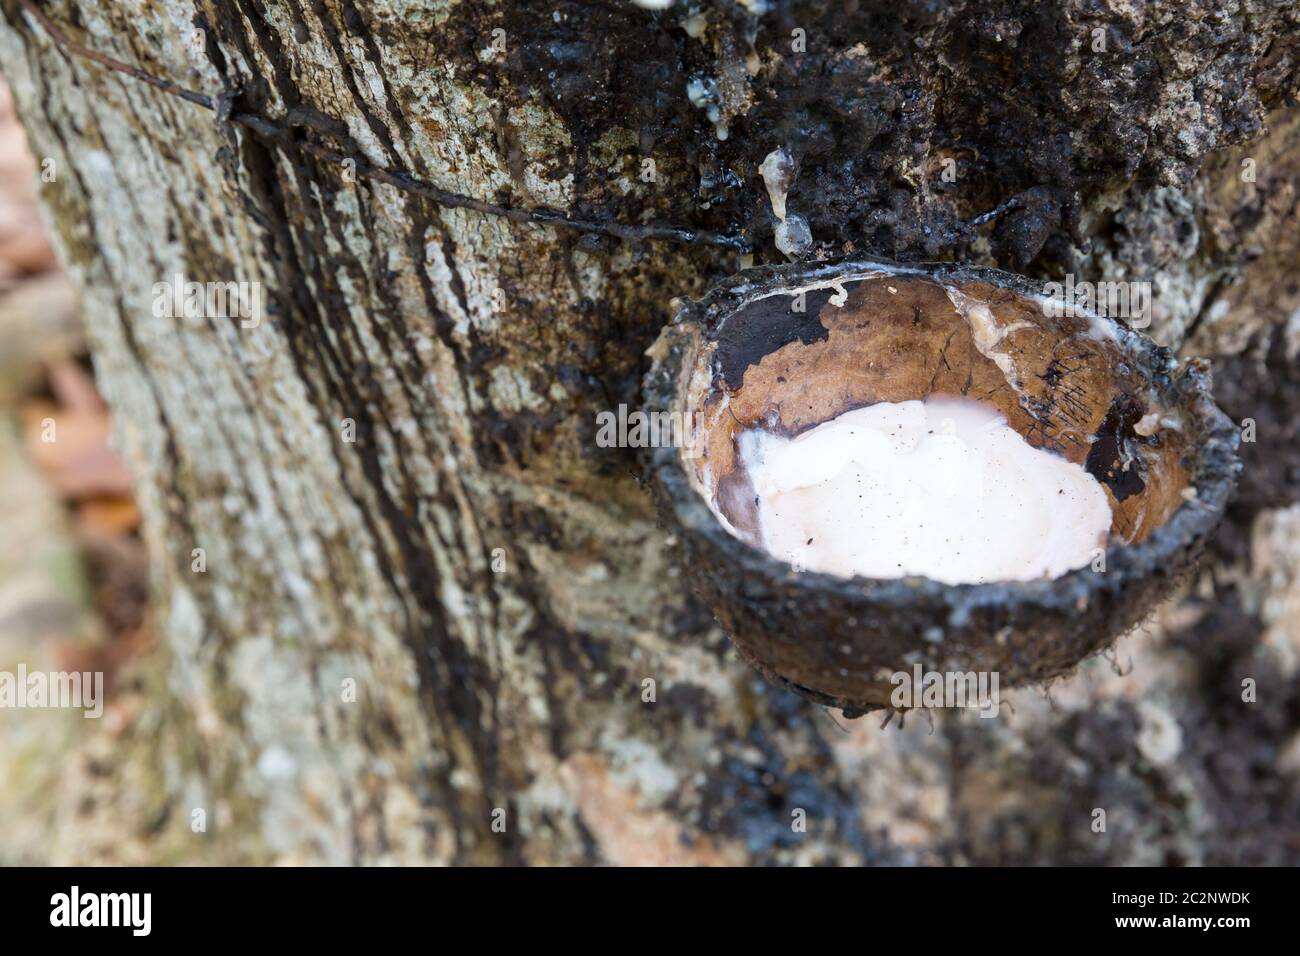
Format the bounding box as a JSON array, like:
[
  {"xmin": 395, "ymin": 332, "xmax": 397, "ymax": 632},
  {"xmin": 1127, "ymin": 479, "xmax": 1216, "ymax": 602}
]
[{"xmin": 15, "ymin": 0, "xmax": 752, "ymax": 252}]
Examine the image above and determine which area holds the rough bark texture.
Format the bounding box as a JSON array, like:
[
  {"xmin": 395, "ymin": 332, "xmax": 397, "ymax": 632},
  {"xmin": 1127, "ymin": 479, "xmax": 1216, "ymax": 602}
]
[{"xmin": 0, "ymin": 0, "xmax": 1297, "ymax": 865}]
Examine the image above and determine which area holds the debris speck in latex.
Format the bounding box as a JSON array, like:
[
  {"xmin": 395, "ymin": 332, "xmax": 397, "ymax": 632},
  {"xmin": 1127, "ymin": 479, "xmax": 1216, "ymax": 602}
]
[{"xmin": 731, "ymin": 395, "xmax": 1112, "ymax": 585}]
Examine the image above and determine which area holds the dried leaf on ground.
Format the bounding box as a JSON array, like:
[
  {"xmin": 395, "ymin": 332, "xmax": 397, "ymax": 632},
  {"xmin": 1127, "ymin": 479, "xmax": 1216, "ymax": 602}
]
[{"xmin": 21, "ymin": 399, "xmax": 134, "ymax": 500}]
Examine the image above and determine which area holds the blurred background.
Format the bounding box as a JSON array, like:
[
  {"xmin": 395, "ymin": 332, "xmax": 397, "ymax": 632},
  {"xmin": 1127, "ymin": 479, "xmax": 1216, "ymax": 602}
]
[{"xmin": 0, "ymin": 77, "xmax": 151, "ymax": 858}]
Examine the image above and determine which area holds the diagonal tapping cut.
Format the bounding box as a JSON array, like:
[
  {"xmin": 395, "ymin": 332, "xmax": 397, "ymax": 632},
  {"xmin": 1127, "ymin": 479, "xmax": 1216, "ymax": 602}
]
[{"xmin": 16, "ymin": 0, "xmax": 751, "ymax": 252}]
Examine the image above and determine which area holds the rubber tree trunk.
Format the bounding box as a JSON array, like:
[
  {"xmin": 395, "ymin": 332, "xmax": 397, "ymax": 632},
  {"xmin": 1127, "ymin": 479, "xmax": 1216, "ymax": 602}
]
[{"xmin": 1, "ymin": 0, "xmax": 1297, "ymax": 865}]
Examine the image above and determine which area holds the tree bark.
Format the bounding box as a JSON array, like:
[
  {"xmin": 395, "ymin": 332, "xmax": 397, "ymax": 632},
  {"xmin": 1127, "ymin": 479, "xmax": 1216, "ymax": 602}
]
[{"xmin": 1, "ymin": 0, "xmax": 1297, "ymax": 865}]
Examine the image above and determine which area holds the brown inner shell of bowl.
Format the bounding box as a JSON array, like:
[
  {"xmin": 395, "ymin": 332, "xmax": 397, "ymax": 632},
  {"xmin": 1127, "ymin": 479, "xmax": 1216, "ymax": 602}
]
[{"xmin": 692, "ymin": 273, "xmax": 1191, "ymax": 556}]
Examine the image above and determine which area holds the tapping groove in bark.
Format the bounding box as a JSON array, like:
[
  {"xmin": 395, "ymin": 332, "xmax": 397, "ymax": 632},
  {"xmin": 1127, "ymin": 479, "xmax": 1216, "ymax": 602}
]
[
  {"xmin": 15, "ymin": 0, "xmax": 749, "ymax": 253},
  {"xmin": 0, "ymin": 0, "xmax": 1297, "ymax": 865}
]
